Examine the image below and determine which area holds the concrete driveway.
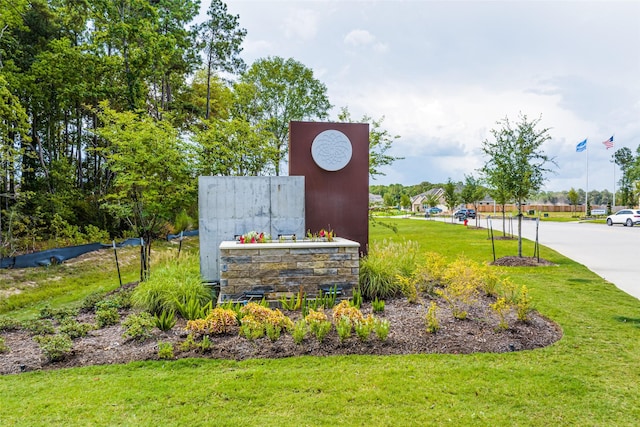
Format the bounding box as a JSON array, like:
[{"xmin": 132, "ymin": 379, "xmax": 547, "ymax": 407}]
[{"xmin": 516, "ymin": 218, "xmax": 639, "ymax": 300}]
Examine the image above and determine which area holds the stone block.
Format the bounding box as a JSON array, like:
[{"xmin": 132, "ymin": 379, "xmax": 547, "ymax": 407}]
[{"xmin": 314, "ymin": 268, "xmax": 338, "ymax": 276}]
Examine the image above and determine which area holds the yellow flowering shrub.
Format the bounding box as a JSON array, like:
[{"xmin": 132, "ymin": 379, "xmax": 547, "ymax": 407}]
[
  {"xmin": 331, "ymin": 300, "xmax": 364, "ymax": 324},
  {"xmin": 185, "ymin": 307, "xmax": 237, "ymax": 336}
]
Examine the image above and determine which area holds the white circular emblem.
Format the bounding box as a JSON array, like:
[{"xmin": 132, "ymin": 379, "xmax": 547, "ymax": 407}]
[{"xmin": 311, "ymin": 130, "xmax": 353, "ymax": 171}]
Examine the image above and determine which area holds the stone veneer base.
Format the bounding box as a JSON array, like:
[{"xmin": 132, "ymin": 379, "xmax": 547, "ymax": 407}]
[{"xmin": 218, "ymin": 237, "xmax": 360, "ymax": 301}]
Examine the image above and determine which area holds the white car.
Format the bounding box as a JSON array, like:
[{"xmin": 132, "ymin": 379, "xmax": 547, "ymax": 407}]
[{"xmin": 606, "ymin": 209, "xmax": 640, "ymax": 227}]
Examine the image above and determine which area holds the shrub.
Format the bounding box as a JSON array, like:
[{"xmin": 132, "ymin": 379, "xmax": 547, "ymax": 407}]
[
  {"xmin": 132, "ymin": 252, "xmax": 210, "ymax": 315},
  {"xmin": 0, "ymin": 317, "xmax": 21, "ymax": 332},
  {"xmin": 359, "ymin": 252, "xmax": 398, "ymax": 301},
  {"xmin": 437, "ymin": 257, "xmax": 481, "ymax": 320},
  {"xmin": 312, "ymin": 320, "xmax": 332, "ymax": 343},
  {"xmin": 425, "ymin": 301, "xmax": 440, "ymax": 333},
  {"xmin": 174, "ymin": 209, "xmax": 194, "ymax": 233},
  {"xmin": 111, "ymin": 289, "xmax": 133, "ymax": 310},
  {"xmin": 372, "ymin": 298, "xmax": 385, "ymax": 313},
  {"xmin": 332, "ymin": 300, "xmax": 364, "ymax": 324},
  {"xmin": 396, "ymin": 274, "xmax": 419, "ymax": 304},
  {"xmin": 176, "ymin": 296, "xmax": 212, "ymax": 321},
  {"xmin": 185, "ymin": 307, "xmax": 237, "ymax": 336},
  {"xmin": 417, "ymin": 252, "xmax": 448, "ymax": 286},
  {"xmin": 154, "ymin": 310, "xmax": 177, "ymax": 331},
  {"xmin": 336, "ymin": 316, "xmax": 352, "ymax": 342},
  {"xmin": 218, "ymin": 300, "xmax": 244, "ymax": 319},
  {"xmin": 157, "ymin": 342, "xmax": 174, "ymax": 360},
  {"xmin": 359, "ymin": 240, "xmax": 420, "ymax": 300},
  {"xmin": 265, "ymin": 323, "xmax": 282, "ymax": 342},
  {"xmin": 199, "ymin": 335, "xmax": 213, "ymax": 352},
  {"xmin": 292, "ymin": 320, "xmax": 308, "ymax": 344},
  {"xmin": 354, "ymin": 316, "xmax": 375, "ymax": 341},
  {"xmin": 179, "ymin": 334, "xmax": 198, "ymax": 352},
  {"xmin": 491, "ymin": 297, "xmax": 511, "ymax": 330},
  {"xmin": 34, "ymin": 333, "xmax": 73, "ymax": 362},
  {"xmin": 95, "ymin": 307, "xmax": 120, "ymax": 328},
  {"xmin": 350, "ymin": 288, "xmax": 363, "ymax": 309},
  {"xmin": 59, "ymin": 319, "xmax": 94, "ymax": 339},
  {"xmin": 22, "ymin": 319, "xmax": 55, "ymax": 336},
  {"xmin": 477, "ymin": 264, "xmax": 502, "ymax": 297},
  {"xmin": 305, "ymin": 308, "xmax": 327, "ymax": 324},
  {"xmin": 374, "ymin": 318, "xmax": 390, "ymax": 341},
  {"xmin": 237, "ymin": 304, "xmax": 293, "ymax": 341},
  {"xmin": 516, "ymin": 285, "xmax": 532, "ymax": 322},
  {"xmin": 0, "ymin": 337, "xmax": 8, "ymax": 353},
  {"xmin": 80, "ymin": 292, "xmax": 106, "ymax": 311},
  {"xmin": 39, "ymin": 305, "xmax": 78, "ymax": 321},
  {"xmin": 239, "ymin": 302, "xmax": 273, "ymax": 323},
  {"xmin": 122, "ymin": 312, "xmax": 155, "ymax": 341},
  {"xmin": 239, "ymin": 316, "xmax": 264, "ymax": 340},
  {"xmin": 83, "ymin": 224, "xmax": 110, "ymax": 243},
  {"xmin": 499, "ymin": 277, "xmax": 520, "ymax": 304},
  {"xmin": 95, "ymin": 297, "xmax": 123, "ymax": 312}
]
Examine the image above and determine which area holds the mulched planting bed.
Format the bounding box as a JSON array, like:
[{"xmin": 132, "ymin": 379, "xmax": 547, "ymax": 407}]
[{"xmin": 1, "ymin": 291, "xmax": 562, "ymax": 375}]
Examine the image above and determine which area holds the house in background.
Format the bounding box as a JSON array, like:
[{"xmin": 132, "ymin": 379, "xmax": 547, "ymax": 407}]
[
  {"xmin": 410, "ymin": 188, "xmax": 446, "ymax": 212},
  {"xmin": 369, "ymin": 193, "xmax": 384, "ymax": 207}
]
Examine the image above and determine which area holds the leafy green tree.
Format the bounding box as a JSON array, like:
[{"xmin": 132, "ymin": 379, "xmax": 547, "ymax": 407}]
[
  {"xmin": 337, "ymin": 107, "xmax": 403, "ymax": 179},
  {"xmin": 95, "ymin": 103, "xmax": 196, "ymax": 250},
  {"xmin": 235, "ymin": 56, "xmax": 332, "ymax": 175},
  {"xmin": 196, "ymin": 0, "xmax": 247, "ymax": 120},
  {"xmin": 488, "ymin": 184, "xmax": 511, "ymax": 236},
  {"xmin": 460, "ymin": 174, "xmax": 485, "ymax": 225},
  {"xmin": 192, "ymin": 117, "xmax": 276, "ymax": 176},
  {"xmin": 383, "ymin": 193, "xmax": 396, "ymax": 208},
  {"xmin": 174, "ymin": 70, "xmax": 233, "ymax": 127},
  {"xmin": 148, "ymin": 0, "xmax": 201, "ymax": 117},
  {"xmin": 442, "ymin": 179, "xmax": 459, "ymax": 220},
  {"xmin": 480, "ymin": 114, "xmax": 555, "ymax": 257},
  {"xmin": 0, "ymin": 75, "xmax": 31, "ymax": 252},
  {"xmin": 567, "ymin": 187, "xmax": 580, "ymax": 217},
  {"xmin": 614, "ymin": 147, "xmax": 635, "ymax": 207},
  {"xmin": 400, "ymin": 194, "xmax": 411, "ymax": 210}
]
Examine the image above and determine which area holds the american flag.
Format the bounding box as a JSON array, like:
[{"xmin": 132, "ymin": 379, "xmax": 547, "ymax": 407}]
[{"xmin": 602, "ymin": 135, "xmax": 614, "ymax": 149}]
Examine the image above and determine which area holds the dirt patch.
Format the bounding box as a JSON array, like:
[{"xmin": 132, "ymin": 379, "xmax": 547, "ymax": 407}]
[
  {"xmin": 491, "ymin": 256, "xmax": 555, "ymax": 267},
  {"xmin": 1, "ymin": 291, "xmax": 562, "ymax": 375}
]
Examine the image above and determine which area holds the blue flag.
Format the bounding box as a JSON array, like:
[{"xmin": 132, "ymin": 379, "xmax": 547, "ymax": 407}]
[{"xmin": 576, "ymin": 139, "xmax": 587, "ymax": 152}]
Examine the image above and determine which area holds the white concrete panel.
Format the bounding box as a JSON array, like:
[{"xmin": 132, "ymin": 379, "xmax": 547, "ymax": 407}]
[{"xmin": 198, "ymin": 176, "xmax": 305, "ymax": 282}]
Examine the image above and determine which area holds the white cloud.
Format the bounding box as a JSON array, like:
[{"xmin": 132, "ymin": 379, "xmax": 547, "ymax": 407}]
[
  {"xmin": 344, "ymin": 29, "xmax": 375, "ymax": 47},
  {"xmin": 221, "ymin": 0, "xmax": 640, "ymax": 191},
  {"xmin": 283, "ymin": 8, "xmax": 319, "ymax": 40}
]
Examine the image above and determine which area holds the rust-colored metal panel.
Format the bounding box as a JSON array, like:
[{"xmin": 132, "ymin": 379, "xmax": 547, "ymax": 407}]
[{"xmin": 289, "ymin": 121, "xmax": 369, "ymax": 255}]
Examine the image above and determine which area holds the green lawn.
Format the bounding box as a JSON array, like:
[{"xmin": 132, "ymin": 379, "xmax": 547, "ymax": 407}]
[{"xmin": 1, "ymin": 219, "xmax": 639, "ymax": 426}]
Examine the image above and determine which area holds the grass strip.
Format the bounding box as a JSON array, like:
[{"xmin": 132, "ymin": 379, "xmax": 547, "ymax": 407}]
[{"xmin": 1, "ymin": 219, "xmax": 639, "ymax": 425}]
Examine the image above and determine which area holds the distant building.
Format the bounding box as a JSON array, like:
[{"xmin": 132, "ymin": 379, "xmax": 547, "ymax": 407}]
[
  {"xmin": 410, "ymin": 188, "xmax": 445, "ymax": 212},
  {"xmin": 369, "ymin": 193, "xmax": 384, "ymax": 207}
]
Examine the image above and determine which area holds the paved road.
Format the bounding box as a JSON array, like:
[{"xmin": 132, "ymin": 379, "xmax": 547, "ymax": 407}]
[
  {"xmin": 425, "ymin": 215, "xmax": 640, "ymax": 300},
  {"xmin": 516, "ymin": 218, "xmax": 640, "ymax": 300}
]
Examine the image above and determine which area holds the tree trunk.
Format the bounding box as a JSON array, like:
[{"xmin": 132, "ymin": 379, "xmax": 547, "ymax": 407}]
[
  {"xmin": 205, "ymin": 46, "xmax": 213, "ymax": 120},
  {"xmin": 517, "ymin": 204, "xmax": 523, "ymax": 257}
]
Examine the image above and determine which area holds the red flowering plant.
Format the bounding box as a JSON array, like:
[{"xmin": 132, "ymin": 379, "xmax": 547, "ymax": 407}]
[
  {"xmin": 306, "ymin": 227, "xmax": 335, "ymax": 242},
  {"xmin": 238, "ymin": 231, "xmax": 271, "ymax": 244}
]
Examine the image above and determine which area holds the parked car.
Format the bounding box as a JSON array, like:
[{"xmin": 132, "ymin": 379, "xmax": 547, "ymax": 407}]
[
  {"xmin": 453, "ymin": 209, "xmax": 476, "ymax": 220},
  {"xmin": 606, "ymin": 209, "xmax": 640, "ymax": 227},
  {"xmin": 428, "ymin": 207, "xmax": 442, "ymax": 214}
]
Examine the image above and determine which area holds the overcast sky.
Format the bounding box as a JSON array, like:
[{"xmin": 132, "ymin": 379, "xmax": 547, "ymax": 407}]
[{"xmin": 204, "ymin": 0, "xmax": 640, "ymax": 192}]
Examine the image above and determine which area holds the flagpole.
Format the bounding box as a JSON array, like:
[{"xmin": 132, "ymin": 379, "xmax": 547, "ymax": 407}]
[
  {"xmin": 613, "ymin": 160, "xmax": 616, "ymax": 210},
  {"xmin": 585, "ymin": 141, "xmax": 589, "ymax": 217}
]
